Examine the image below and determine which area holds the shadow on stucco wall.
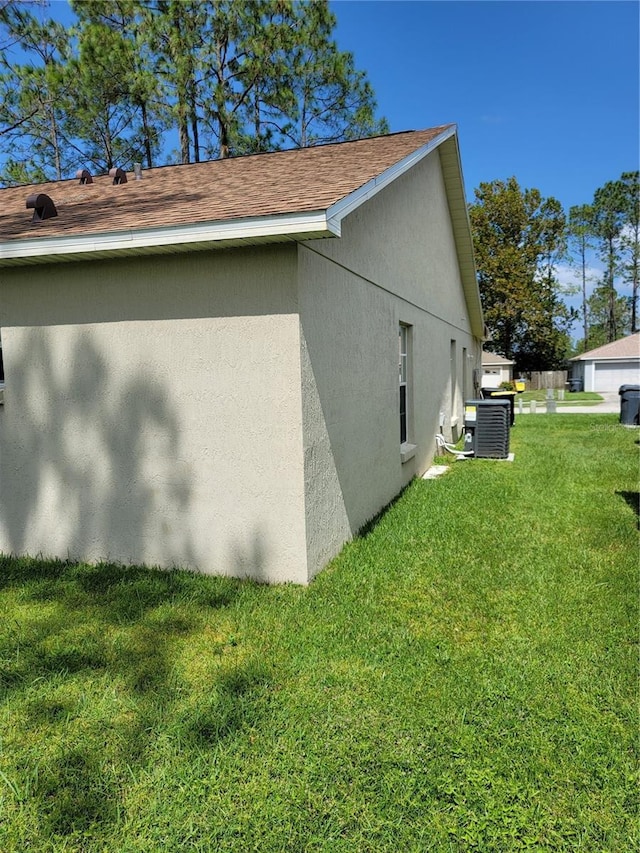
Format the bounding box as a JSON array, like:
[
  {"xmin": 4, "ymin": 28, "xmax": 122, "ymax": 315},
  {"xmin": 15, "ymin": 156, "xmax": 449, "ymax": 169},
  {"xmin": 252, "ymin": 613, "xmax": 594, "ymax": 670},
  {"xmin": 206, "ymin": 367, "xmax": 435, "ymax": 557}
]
[{"xmin": 0, "ymin": 329, "xmax": 197, "ymax": 571}]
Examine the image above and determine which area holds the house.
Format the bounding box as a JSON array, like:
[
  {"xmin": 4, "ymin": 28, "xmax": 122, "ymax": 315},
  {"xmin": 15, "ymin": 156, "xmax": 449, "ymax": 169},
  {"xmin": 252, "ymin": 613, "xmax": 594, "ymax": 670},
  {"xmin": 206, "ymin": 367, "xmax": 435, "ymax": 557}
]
[
  {"xmin": 0, "ymin": 125, "xmax": 484, "ymax": 584},
  {"xmin": 480, "ymin": 351, "xmax": 514, "ymax": 389},
  {"xmin": 570, "ymin": 333, "xmax": 640, "ymax": 392}
]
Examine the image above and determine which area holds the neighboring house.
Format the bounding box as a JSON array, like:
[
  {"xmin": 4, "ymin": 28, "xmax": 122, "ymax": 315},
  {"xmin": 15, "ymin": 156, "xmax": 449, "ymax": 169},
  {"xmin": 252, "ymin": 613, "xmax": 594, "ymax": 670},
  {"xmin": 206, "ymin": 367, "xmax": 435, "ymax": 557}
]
[
  {"xmin": 571, "ymin": 333, "xmax": 640, "ymax": 392},
  {"xmin": 480, "ymin": 351, "xmax": 514, "ymax": 389},
  {"xmin": 0, "ymin": 125, "xmax": 484, "ymax": 584}
]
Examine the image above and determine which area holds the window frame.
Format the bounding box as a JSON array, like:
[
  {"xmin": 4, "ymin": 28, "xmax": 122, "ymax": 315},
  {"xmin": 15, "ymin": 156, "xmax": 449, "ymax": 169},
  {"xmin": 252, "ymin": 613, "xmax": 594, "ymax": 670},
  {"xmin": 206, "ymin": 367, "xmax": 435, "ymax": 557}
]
[{"xmin": 399, "ymin": 323, "xmax": 416, "ymax": 462}]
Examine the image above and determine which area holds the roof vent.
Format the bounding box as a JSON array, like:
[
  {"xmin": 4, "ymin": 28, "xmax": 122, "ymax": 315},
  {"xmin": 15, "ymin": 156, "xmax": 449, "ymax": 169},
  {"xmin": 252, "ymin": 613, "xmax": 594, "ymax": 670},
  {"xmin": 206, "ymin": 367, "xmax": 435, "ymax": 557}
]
[
  {"xmin": 76, "ymin": 168, "xmax": 93, "ymax": 184},
  {"xmin": 109, "ymin": 167, "xmax": 127, "ymax": 185},
  {"xmin": 133, "ymin": 162, "xmax": 142, "ymax": 180},
  {"xmin": 26, "ymin": 193, "xmax": 58, "ymax": 223}
]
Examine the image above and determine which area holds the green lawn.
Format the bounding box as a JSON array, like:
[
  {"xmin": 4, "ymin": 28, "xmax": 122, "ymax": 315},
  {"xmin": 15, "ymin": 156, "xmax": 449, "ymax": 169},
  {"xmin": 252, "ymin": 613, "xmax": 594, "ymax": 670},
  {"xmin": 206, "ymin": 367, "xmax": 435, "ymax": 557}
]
[
  {"xmin": 520, "ymin": 390, "xmax": 603, "ymax": 405},
  {"xmin": 0, "ymin": 415, "xmax": 637, "ymax": 852}
]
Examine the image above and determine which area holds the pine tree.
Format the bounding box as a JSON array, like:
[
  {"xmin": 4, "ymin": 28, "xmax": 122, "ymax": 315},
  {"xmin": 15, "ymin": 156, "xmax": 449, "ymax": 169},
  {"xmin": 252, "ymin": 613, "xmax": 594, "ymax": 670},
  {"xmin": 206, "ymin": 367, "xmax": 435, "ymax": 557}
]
[
  {"xmin": 0, "ymin": 2, "xmax": 73, "ymax": 183},
  {"xmin": 244, "ymin": 1, "xmax": 388, "ymax": 151},
  {"xmin": 567, "ymin": 204, "xmax": 595, "ymax": 350},
  {"xmin": 592, "ymin": 179, "xmax": 627, "ymax": 343},
  {"xmin": 586, "ymin": 282, "xmax": 631, "ymax": 348},
  {"xmin": 71, "ymin": 0, "xmax": 167, "ymax": 169},
  {"xmin": 620, "ymin": 171, "xmax": 640, "ymax": 333}
]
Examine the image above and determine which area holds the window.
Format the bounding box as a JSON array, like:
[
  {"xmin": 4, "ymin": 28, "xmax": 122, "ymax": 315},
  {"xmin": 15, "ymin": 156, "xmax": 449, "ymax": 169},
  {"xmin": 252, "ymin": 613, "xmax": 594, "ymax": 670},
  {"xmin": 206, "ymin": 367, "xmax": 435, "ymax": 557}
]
[
  {"xmin": 0, "ymin": 333, "xmax": 4, "ymax": 405},
  {"xmin": 462, "ymin": 347, "xmax": 468, "ymax": 403},
  {"xmin": 399, "ymin": 324, "xmax": 408, "ymax": 444},
  {"xmin": 450, "ymin": 339, "xmax": 458, "ymax": 418},
  {"xmin": 398, "ymin": 323, "xmax": 416, "ymax": 463}
]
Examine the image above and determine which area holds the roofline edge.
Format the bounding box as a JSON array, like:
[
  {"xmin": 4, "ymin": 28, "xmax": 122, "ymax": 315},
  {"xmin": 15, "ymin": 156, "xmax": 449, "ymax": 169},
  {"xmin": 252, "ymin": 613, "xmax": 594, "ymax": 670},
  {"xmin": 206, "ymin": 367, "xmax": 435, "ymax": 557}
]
[
  {"xmin": 0, "ymin": 210, "xmax": 337, "ymax": 266},
  {"xmin": 326, "ymin": 125, "xmax": 457, "ymax": 230}
]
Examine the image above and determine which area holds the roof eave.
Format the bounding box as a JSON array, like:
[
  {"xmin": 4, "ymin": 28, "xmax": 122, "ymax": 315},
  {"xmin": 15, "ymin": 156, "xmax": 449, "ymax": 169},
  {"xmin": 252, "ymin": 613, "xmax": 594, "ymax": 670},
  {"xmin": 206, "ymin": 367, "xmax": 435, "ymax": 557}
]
[
  {"xmin": 0, "ymin": 210, "xmax": 339, "ymax": 267},
  {"xmin": 437, "ymin": 134, "xmax": 485, "ymax": 341},
  {"xmin": 572, "ymin": 354, "xmax": 640, "ymax": 362},
  {"xmin": 326, "ymin": 125, "xmax": 457, "ymax": 230},
  {"xmin": 323, "ymin": 125, "xmax": 484, "ymax": 341}
]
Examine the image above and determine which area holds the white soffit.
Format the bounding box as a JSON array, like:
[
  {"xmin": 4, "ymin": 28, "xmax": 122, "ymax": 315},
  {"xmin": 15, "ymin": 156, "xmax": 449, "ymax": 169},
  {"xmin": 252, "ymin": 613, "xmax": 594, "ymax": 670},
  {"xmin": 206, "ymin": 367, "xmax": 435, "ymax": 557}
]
[{"xmin": 0, "ymin": 210, "xmax": 336, "ymax": 266}]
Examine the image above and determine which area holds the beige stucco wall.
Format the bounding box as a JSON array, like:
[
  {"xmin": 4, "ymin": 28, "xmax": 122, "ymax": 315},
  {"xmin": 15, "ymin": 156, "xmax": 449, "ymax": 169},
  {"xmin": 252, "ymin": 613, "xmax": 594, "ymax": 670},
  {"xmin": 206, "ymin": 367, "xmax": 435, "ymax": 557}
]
[
  {"xmin": 0, "ymin": 148, "xmax": 481, "ymax": 585},
  {"xmin": 0, "ymin": 246, "xmax": 311, "ymax": 583},
  {"xmin": 299, "ymin": 148, "xmax": 480, "ymax": 578}
]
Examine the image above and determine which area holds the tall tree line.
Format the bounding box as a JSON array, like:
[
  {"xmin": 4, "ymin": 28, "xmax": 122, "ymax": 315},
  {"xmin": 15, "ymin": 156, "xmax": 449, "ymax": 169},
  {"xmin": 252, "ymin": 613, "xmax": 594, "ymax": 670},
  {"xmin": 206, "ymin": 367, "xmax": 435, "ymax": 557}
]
[
  {"xmin": 567, "ymin": 171, "xmax": 639, "ymax": 350},
  {"xmin": 469, "ymin": 171, "xmax": 639, "ymax": 371},
  {"xmin": 0, "ymin": 0, "xmax": 388, "ymax": 183}
]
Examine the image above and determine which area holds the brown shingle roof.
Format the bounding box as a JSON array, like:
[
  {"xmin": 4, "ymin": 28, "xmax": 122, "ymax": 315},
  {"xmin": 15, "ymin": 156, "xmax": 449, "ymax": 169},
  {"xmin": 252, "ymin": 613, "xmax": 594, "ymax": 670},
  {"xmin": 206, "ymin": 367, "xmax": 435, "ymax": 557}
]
[
  {"xmin": 0, "ymin": 127, "xmax": 451, "ymax": 242},
  {"xmin": 481, "ymin": 351, "xmax": 514, "ymax": 366},
  {"xmin": 573, "ymin": 332, "xmax": 640, "ymax": 361}
]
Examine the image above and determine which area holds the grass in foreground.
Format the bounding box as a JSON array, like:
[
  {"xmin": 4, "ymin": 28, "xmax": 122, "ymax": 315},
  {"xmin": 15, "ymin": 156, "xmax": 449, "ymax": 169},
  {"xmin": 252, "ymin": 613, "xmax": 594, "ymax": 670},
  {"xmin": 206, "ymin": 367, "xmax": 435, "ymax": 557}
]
[{"xmin": 0, "ymin": 415, "xmax": 637, "ymax": 852}]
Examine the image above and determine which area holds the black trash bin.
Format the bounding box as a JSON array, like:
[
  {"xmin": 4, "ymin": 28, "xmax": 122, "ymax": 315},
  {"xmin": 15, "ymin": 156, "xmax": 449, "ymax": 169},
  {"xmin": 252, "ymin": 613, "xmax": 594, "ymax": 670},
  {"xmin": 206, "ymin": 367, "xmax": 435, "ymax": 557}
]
[
  {"xmin": 481, "ymin": 388, "xmax": 516, "ymax": 425},
  {"xmin": 619, "ymin": 385, "xmax": 640, "ymax": 425},
  {"xmin": 568, "ymin": 378, "xmax": 583, "ymax": 392}
]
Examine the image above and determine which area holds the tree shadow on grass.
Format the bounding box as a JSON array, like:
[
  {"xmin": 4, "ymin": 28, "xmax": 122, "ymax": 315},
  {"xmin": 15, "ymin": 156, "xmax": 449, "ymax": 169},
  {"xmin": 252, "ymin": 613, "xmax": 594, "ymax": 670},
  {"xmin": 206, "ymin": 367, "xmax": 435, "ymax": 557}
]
[
  {"xmin": 0, "ymin": 556, "xmax": 271, "ymax": 840},
  {"xmin": 616, "ymin": 491, "xmax": 639, "ymax": 528}
]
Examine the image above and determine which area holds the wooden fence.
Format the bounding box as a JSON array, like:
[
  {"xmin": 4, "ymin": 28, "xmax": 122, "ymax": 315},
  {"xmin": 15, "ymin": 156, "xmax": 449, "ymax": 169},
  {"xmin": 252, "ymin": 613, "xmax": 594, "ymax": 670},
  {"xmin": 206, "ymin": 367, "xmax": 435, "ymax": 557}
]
[{"xmin": 523, "ymin": 370, "xmax": 568, "ymax": 390}]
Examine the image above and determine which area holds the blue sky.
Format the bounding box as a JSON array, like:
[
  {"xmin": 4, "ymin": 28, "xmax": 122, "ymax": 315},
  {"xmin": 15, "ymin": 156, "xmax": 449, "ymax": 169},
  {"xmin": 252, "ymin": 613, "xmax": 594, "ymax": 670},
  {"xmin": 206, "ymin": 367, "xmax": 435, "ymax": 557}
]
[
  {"xmin": 332, "ymin": 0, "xmax": 639, "ymax": 326},
  {"xmin": 333, "ymin": 1, "xmax": 639, "ymax": 210}
]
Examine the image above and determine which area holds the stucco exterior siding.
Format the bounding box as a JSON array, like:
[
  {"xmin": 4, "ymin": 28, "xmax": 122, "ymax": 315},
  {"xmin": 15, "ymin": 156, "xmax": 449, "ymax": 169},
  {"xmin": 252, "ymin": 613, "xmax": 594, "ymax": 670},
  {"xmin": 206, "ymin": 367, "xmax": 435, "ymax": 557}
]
[
  {"xmin": 318, "ymin": 149, "xmax": 472, "ymax": 334},
  {"xmin": 298, "ymin": 251, "xmax": 402, "ymax": 579},
  {"xmin": 0, "ymin": 246, "xmax": 310, "ymax": 583},
  {"xmin": 0, "ymin": 130, "xmax": 483, "ymax": 585},
  {"xmin": 298, "ymin": 149, "xmax": 479, "ymax": 577}
]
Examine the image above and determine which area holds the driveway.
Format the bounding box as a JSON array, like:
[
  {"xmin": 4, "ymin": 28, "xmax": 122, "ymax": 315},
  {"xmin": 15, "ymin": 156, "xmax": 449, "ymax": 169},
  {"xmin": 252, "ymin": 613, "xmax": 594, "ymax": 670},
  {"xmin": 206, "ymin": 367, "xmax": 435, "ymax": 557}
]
[{"xmin": 556, "ymin": 392, "xmax": 620, "ymax": 414}]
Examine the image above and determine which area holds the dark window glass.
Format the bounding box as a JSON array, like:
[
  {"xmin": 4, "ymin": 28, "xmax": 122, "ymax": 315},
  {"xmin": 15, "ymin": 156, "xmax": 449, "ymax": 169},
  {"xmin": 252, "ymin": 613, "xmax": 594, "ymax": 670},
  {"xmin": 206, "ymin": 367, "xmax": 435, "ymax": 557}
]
[{"xmin": 400, "ymin": 384, "xmax": 407, "ymax": 443}]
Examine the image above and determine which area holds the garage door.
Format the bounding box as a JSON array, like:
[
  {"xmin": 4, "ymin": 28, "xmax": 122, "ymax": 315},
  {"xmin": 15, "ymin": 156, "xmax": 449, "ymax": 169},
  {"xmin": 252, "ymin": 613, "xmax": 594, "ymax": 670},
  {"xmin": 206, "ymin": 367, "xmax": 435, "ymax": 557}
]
[{"xmin": 594, "ymin": 361, "xmax": 640, "ymax": 392}]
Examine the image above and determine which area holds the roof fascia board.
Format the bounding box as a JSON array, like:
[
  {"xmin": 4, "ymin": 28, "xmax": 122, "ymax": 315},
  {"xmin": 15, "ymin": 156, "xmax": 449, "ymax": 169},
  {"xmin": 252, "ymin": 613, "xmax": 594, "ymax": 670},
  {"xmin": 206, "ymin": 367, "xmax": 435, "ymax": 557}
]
[
  {"xmin": 574, "ymin": 354, "xmax": 640, "ymax": 362},
  {"xmin": 0, "ymin": 209, "xmax": 336, "ymax": 264},
  {"xmin": 326, "ymin": 125, "xmax": 457, "ymax": 232},
  {"xmin": 437, "ymin": 134, "xmax": 485, "ymax": 340}
]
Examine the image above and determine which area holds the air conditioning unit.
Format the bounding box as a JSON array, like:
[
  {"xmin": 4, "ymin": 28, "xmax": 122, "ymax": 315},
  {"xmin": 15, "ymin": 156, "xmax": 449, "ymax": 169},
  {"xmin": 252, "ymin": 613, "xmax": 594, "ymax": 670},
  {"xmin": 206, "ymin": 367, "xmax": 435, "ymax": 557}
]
[{"xmin": 463, "ymin": 399, "xmax": 510, "ymax": 459}]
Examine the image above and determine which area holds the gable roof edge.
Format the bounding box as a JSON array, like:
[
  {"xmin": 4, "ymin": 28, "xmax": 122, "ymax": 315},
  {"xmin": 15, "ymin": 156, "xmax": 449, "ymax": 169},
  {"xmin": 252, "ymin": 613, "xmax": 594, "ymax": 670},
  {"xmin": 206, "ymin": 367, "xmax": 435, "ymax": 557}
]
[
  {"xmin": 325, "ymin": 125, "xmax": 457, "ymax": 233},
  {"xmin": 438, "ymin": 133, "xmax": 484, "ymax": 340},
  {"xmin": 326, "ymin": 125, "xmax": 484, "ymax": 340}
]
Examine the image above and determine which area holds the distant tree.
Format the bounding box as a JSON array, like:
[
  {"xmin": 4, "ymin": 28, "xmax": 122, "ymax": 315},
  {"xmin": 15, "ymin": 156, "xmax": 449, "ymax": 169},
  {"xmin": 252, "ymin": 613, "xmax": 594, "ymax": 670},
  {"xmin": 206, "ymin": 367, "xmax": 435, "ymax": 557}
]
[
  {"xmin": 0, "ymin": 2, "xmax": 74, "ymax": 182},
  {"xmin": 198, "ymin": 0, "xmax": 291, "ymax": 159},
  {"xmin": 246, "ymin": 0, "xmax": 388, "ymax": 151},
  {"xmin": 142, "ymin": 0, "xmax": 205, "ymax": 164},
  {"xmin": 0, "ymin": 0, "xmax": 387, "ymax": 178},
  {"xmin": 65, "ymin": 14, "xmax": 146, "ymax": 171},
  {"xmin": 567, "ymin": 204, "xmax": 595, "ymax": 350},
  {"xmin": 469, "ymin": 176, "xmax": 574, "ymax": 372},
  {"xmin": 143, "ymin": 0, "xmax": 387, "ymax": 161},
  {"xmin": 620, "ymin": 170, "xmax": 640, "ymax": 332},
  {"xmin": 71, "ymin": 0, "xmax": 167, "ymax": 169},
  {"xmin": 592, "ymin": 179, "xmax": 627, "ymax": 342},
  {"xmin": 585, "ymin": 281, "xmax": 631, "ymax": 349}
]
